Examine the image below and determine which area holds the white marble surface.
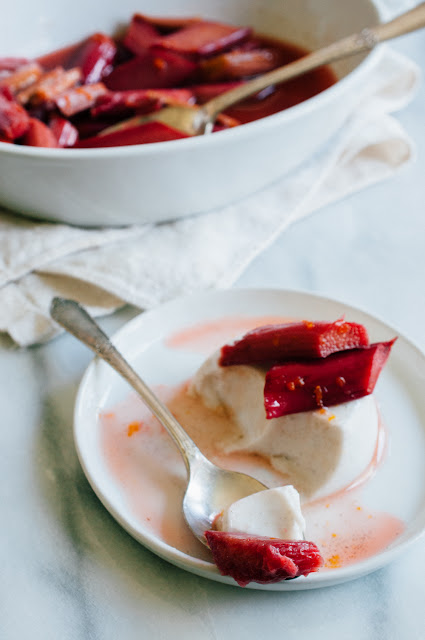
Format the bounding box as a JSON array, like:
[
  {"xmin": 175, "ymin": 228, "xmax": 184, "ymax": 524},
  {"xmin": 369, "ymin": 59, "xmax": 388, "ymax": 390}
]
[{"xmin": 1, "ymin": 30, "xmax": 425, "ymax": 640}]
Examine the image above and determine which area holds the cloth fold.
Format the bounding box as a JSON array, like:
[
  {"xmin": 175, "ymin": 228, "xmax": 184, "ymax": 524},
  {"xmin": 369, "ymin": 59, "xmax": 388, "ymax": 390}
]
[{"xmin": 0, "ymin": 47, "xmax": 420, "ymax": 347}]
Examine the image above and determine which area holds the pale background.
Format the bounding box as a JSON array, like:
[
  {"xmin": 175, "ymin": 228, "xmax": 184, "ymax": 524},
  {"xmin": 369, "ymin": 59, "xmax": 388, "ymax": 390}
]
[{"xmin": 1, "ymin": 3, "xmax": 424, "ymax": 639}]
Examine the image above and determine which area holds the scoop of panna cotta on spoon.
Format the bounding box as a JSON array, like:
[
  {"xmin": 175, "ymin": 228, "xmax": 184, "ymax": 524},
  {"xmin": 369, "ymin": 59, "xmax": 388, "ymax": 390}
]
[{"xmin": 50, "ymin": 297, "xmax": 323, "ymax": 586}]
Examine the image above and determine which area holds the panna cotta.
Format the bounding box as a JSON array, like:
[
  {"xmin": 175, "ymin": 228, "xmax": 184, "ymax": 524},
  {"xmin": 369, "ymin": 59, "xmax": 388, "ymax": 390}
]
[
  {"xmin": 217, "ymin": 485, "xmax": 305, "ymax": 539},
  {"xmin": 190, "ymin": 352, "xmax": 379, "ymax": 500}
]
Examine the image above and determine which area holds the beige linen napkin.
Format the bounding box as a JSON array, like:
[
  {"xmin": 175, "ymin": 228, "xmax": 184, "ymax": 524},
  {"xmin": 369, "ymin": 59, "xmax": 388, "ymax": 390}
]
[{"xmin": 0, "ymin": 47, "xmax": 420, "ymax": 347}]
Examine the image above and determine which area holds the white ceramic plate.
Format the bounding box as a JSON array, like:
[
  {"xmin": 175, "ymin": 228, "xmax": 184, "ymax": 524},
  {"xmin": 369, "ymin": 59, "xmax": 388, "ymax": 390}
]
[{"xmin": 74, "ymin": 289, "xmax": 425, "ymax": 590}]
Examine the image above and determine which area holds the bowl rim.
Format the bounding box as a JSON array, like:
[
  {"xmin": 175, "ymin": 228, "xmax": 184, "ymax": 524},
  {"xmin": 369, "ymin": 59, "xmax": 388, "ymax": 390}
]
[{"xmin": 0, "ymin": 1, "xmax": 384, "ymax": 160}]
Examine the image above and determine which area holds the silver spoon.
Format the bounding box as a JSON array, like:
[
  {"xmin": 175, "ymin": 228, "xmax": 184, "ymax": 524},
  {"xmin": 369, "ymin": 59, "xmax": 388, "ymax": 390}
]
[
  {"xmin": 101, "ymin": 2, "xmax": 425, "ymax": 137},
  {"xmin": 50, "ymin": 297, "xmax": 267, "ymax": 546}
]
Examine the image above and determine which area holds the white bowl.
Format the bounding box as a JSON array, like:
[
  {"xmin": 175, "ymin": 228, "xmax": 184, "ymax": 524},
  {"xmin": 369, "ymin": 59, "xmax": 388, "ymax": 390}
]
[{"xmin": 0, "ymin": 0, "xmax": 382, "ymax": 226}]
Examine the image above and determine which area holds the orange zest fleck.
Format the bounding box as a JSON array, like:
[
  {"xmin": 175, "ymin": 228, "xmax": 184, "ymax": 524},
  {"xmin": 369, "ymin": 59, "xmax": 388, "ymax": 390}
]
[
  {"xmin": 314, "ymin": 385, "xmax": 324, "ymax": 407},
  {"xmin": 325, "ymin": 554, "xmax": 341, "ymax": 569},
  {"xmin": 154, "ymin": 57, "xmax": 167, "ymax": 70},
  {"xmin": 127, "ymin": 421, "xmax": 141, "ymax": 437},
  {"xmin": 286, "ymin": 377, "xmax": 305, "ymax": 391}
]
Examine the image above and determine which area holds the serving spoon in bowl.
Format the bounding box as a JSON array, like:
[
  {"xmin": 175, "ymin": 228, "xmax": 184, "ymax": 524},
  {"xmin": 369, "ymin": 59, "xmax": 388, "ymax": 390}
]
[
  {"xmin": 102, "ymin": 2, "xmax": 425, "ymax": 137},
  {"xmin": 50, "ymin": 296, "xmax": 268, "ymax": 546}
]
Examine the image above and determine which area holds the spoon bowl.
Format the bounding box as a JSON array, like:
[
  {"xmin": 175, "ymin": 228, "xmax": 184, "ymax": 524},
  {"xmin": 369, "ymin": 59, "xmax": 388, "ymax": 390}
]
[
  {"xmin": 50, "ymin": 296, "xmax": 267, "ymax": 545},
  {"xmin": 183, "ymin": 454, "xmax": 267, "ymax": 543}
]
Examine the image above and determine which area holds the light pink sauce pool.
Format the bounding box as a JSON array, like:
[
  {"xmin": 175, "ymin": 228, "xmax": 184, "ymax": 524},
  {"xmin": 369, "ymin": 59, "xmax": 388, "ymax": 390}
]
[{"xmin": 99, "ymin": 315, "xmax": 404, "ymax": 570}]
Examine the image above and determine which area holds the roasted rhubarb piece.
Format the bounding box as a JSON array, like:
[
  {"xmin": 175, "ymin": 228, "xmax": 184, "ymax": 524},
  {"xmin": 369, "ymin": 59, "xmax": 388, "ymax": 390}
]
[
  {"xmin": 21, "ymin": 117, "xmax": 58, "ymax": 147},
  {"xmin": 155, "ymin": 20, "xmax": 252, "ymax": 57},
  {"xmin": 205, "ymin": 531, "xmax": 323, "ymax": 586},
  {"xmin": 0, "ymin": 61, "xmax": 42, "ymax": 92},
  {"xmin": 264, "ymin": 340, "xmax": 395, "ymax": 419},
  {"xmin": 17, "ymin": 67, "xmax": 82, "ymax": 105},
  {"xmin": 38, "ymin": 33, "xmax": 116, "ymax": 83},
  {"xmin": 126, "ymin": 87, "xmax": 195, "ymax": 107},
  {"xmin": 91, "ymin": 90, "xmax": 157, "ymax": 117},
  {"xmin": 37, "ymin": 42, "xmax": 85, "ymax": 71},
  {"xmin": 49, "ymin": 116, "xmax": 78, "ymax": 147},
  {"xmin": 91, "ymin": 88, "xmax": 195, "ymax": 117},
  {"xmin": 0, "ymin": 90, "xmax": 30, "ymax": 139},
  {"xmin": 200, "ymin": 48, "xmax": 280, "ymax": 82},
  {"xmin": 220, "ymin": 319, "xmax": 370, "ymax": 366},
  {"xmin": 105, "ymin": 49, "xmax": 197, "ymax": 91},
  {"xmin": 55, "ymin": 83, "xmax": 108, "ymax": 117},
  {"xmin": 0, "ymin": 57, "xmax": 30, "ymax": 72},
  {"xmin": 75, "ymin": 120, "xmax": 188, "ymax": 147},
  {"xmin": 122, "ymin": 14, "xmax": 161, "ymax": 56},
  {"xmin": 69, "ymin": 33, "xmax": 117, "ymax": 84},
  {"xmin": 133, "ymin": 14, "xmax": 202, "ymax": 33}
]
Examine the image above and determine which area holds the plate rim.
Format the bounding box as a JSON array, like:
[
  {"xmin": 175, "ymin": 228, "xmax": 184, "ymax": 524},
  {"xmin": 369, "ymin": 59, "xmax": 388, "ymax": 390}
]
[{"xmin": 73, "ymin": 287, "xmax": 425, "ymax": 590}]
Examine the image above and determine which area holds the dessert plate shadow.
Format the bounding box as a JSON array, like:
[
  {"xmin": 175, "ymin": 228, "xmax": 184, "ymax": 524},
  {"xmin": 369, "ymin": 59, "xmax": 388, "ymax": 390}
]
[{"xmin": 74, "ymin": 288, "xmax": 425, "ymax": 590}]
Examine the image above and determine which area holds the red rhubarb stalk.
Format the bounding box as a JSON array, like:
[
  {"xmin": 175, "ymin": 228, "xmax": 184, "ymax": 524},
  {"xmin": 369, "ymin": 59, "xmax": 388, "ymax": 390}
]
[
  {"xmin": 104, "ymin": 49, "xmax": 197, "ymax": 91},
  {"xmin": 55, "ymin": 82, "xmax": 108, "ymax": 117},
  {"xmin": 220, "ymin": 319, "xmax": 370, "ymax": 366},
  {"xmin": 0, "ymin": 58, "xmax": 30, "ymax": 72},
  {"xmin": 21, "ymin": 118, "xmax": 58, "ymax": 147},
  {"xmin": 205, "ymin": 531, "xmax": 323, "ymax": 586},
  {"xmin": 37, "ymin": 42, "xmax": 84, "ymax": 71},
  {"xmin": 91, "ymin": 88, "xmax": 195, "ymax": 117},
  {"xmin": 75, "ymin": 120, "xmax": 188, "ymax": 147},
  {"xmin": 49, "ymin": 116, "xmax": 79, "ymax": 147},
  {"xmin": 0, "ymin": 62, "xmax": 42, "ymax": 92},
  {"xmin": 70, "ymin": 33, "xmax": 117, "ymax": 84},
  {"xmin": 17, "ymin": 67, "xmax": 82, "ymax": 105},
  {"xmin": 91, "ymin": 90, "xmax": 156, "ymax": 117},
  {"xmin": 132, "ymin": 14, "xmax": 202, "ymax": 33},
  {"xmin": 0, "ymin": 92, "xmax": 30, "ymax": 139},
  {"xmin": 264, "ymin": 340, "xmax": 396, "ymax": 419},
  {"xmin": 155, "ymin": 21, "xmax": 252, "ymax": 57},
  {"xmin": 200, "ymin": 48, "xmax": 280, "ymax": 81},
  {"xmin": 122, "ymin": 14, "xmax": 161, "ymax": 56}
]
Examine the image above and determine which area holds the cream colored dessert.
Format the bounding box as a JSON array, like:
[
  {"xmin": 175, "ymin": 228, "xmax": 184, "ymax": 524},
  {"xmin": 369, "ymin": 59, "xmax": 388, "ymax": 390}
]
[
  {"xmin": 217, "ymin": 485, "xmax": 305, "ymax": 539},
  {"xmin": 190, "ymin": 352, "xmax": 379, "ymax": 500}
]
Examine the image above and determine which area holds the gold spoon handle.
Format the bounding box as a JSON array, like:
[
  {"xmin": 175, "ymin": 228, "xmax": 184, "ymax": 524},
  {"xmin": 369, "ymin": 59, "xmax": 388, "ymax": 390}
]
[{"xmin": 203, "ymin": 2, "xmax": 425, "ymax": 123}]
